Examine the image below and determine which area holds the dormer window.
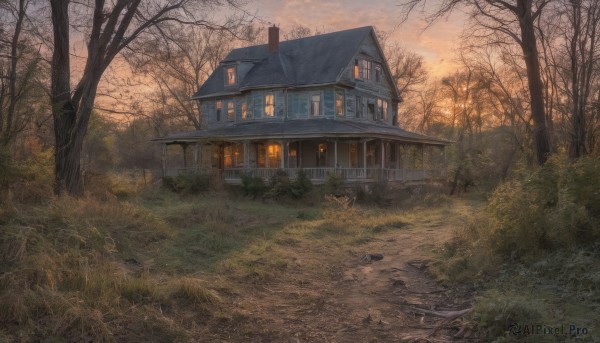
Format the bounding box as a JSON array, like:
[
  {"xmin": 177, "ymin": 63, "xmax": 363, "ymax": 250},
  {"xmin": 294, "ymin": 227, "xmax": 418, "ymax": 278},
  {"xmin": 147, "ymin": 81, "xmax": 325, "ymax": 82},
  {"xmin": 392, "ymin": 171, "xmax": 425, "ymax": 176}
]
[
  {"xmin": 225, "ymin": 66, "xmax": 236, "ymax": 86},
  {"xmin": 354, "ymin": 59, "xmax": 372, "ymax": 80},
  {"xmin": 375, "ymin": 64, "xmax": 382, "ymax": 83}
]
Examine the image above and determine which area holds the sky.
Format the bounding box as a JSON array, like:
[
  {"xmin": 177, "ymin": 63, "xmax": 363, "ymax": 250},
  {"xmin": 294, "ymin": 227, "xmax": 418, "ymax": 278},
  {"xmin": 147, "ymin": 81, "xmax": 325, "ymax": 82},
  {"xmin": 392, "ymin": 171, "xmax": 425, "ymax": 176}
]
[{"xmin": 249, "ymin": 0, "xmax": 468, "ymax": 77}]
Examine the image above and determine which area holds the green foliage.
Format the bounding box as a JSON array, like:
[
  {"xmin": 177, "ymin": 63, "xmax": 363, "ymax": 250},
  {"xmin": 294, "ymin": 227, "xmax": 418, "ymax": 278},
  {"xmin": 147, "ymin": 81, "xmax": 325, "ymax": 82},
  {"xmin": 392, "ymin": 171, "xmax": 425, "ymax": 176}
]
[
  {"xmin": 448, "ymin": 155, "xmax": 600, "ymax": 266},
  {"xmin": 240, "ymin": 174, "xmax": 266, "ymax": 199},
  {"xmin": 266, "ymin": 169, "xmax": 291, "ymax": 199},
  {"xmin": 323, "ymin": 171, "xmax": 344, "ymax": 196},
  {"xmin": 163, "ymin": 172, "xmax": 210, "ymax": 194},
  {"xmin": 289, "ymin": 169, "xmax": 313, "ymax": 199}
]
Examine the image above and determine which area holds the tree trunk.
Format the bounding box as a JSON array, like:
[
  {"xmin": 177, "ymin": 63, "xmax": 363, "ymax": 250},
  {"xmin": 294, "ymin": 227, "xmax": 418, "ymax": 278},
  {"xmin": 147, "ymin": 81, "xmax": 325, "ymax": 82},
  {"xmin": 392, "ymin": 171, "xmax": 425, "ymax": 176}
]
[
  {"xmin": 51, "ymin": 0, "xmax": 78, "ymax": 195},
  {"xmin": 517, "ymin": 0, "xmax": 551, "ymax": 165}
]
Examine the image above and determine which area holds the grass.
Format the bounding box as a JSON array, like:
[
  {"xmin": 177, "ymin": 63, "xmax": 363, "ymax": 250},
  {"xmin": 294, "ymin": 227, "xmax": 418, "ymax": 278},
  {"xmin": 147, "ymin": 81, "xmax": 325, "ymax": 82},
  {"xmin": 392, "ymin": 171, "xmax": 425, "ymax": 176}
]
[{"xmin": 2, "ymin": 165, "xmax": 597, "ymax": 342}]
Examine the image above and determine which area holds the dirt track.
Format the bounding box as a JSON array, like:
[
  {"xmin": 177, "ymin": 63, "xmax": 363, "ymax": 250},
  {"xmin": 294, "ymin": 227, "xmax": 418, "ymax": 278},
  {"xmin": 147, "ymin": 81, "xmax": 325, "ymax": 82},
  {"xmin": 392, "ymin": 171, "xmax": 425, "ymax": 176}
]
[{"xmin": 205, "ymin": 203, "xmax": 480, "ymax": 342}]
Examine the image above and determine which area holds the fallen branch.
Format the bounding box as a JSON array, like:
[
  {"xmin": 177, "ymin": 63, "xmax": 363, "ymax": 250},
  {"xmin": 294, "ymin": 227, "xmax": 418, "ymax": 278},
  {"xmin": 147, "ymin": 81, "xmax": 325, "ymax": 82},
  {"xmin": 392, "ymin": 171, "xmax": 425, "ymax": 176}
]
[{"xmin": 412, "ymin": 308, "xmax": 471, "ymax": 320}]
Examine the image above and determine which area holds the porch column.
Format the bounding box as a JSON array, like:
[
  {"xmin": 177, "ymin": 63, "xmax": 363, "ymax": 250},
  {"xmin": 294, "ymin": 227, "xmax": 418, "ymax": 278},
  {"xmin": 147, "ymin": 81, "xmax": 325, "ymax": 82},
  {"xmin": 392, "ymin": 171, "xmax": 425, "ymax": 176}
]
[
  {"xmin": 243, "ymin": 140, "xmax": 249, "ymax": 171},
  {"xmin": 284, "ymin": 141, "xmax": 290, "ymax": 169},
  {"xmin": 298, "ymin": 141, "xmax": 302, "ymax": 169},
  {"xmin": 181, "ymin": 143, "xmax": 188, "ymax": 168},
  {"xmin": 396, "ymin": 143, "xmax": 401, "ymax": 170},
  {"xmin": 334, "ymin": 139, "xmax": 338, "ymax": 170},
  {"xmin": 363, "ymin": 140, "xmax": 367, "ymax": 177},
  {"xmin": 280, "ymin": 141, "xmax": 285, "ymax": 169},
  {"xmin": 161, "ymin": 144, "xmax": 167, "ymax": 177},
  {"xmin": 194, "ymin": 142, "xmax": 200, "ymax": 171},
  {"xmin": 380, "ymin": 140, "xmax": 385, "ymax": 169}
]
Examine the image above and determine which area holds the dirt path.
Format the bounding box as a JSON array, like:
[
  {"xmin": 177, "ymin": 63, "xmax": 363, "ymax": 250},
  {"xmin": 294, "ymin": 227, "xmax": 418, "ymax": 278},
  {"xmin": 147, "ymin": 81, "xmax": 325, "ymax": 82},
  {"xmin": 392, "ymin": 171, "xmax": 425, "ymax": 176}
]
[{"xmin": 207, "ymin": 202, "xmax": 480, "ymax": 342}]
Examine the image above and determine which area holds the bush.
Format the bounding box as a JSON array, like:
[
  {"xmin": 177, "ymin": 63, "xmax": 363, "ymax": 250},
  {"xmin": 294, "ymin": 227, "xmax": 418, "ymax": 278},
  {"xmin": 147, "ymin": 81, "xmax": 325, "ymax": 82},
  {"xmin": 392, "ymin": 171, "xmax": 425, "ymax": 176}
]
[
  {"xmin": 323, "ymin": 171, "xmax": 344, "ymax": 196},
  {"xmin": 163, "ymin": 172, "xmax": 210, "ymax": 194},
  {"xmin": 289, "ymin": 169, "xmax": 313, "ymax": 199},
  {"xmin": 240, "ymin": 174, "xmax": 266, "ymax": 199},
  {"xmin": 266, "ymin": 169, "xmax": 291, "ymax": 199}
]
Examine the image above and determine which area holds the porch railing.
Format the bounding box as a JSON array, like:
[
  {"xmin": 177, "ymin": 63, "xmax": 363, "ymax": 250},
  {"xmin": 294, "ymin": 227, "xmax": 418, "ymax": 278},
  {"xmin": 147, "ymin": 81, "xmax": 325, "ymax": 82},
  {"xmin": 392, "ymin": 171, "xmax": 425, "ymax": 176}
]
[{"xmin": 216, "ymin": 167, "xmax": 444, "ymax": 182}]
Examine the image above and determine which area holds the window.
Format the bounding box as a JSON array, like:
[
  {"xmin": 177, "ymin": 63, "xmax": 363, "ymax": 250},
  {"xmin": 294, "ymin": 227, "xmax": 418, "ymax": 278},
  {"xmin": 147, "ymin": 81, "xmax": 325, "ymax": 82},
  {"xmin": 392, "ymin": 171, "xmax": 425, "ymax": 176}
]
[
  {"xmin": 311, "ymin": 94, "xmax": 321, "ymax": 116},
  {"xmin": 317, "ymin": 143, "xmax": 327, "ymax": 167},
  {"xmin": 367, "ymin": 102, "xmax": 375, "ymax": 120},
  {"xmin": 267, "ymin": 143, "xmax": 281, "ymax": 168},
  {"xmin": 355, "ymin": 59, "xmax": 372, "ymax": 80},
  {"xmin": 335, "ymin": 90, "xmax": 344, "ymax": 117},
  {"xmin": 355, "ymin": 96, "xmax": 363, "ymax": 118},
  {"xmin": 225, "ymin": 66, "xmax": 236, "ymax": 85},
  {"xmin": 383, "ymin": 100, "xmax": 388, "ymax": 121},
  {"xmin": 227, "ymin": 101, "xmax": 235, "ymax": 121},
  {"xmin": 232, "ymin": 144, "xmax": 244, "ymax": 167},
  {"xmin": 241, "ymin": 102, "xmax": 248, "ymax": 120},
  {"xmin": 377, "ymin": 98, "xmax": 383, "ymax": 120},
  {"xmin": 216, "ymin": 100, "xmax": 222, "ymax": 122},
  {"xmin": 375, "ymin": 64, "xmax": 382, "ymax": 82},
  {"xmin": 349, "ymin": 143, "xmax": 358, "ymax": 168},
  {"xmin": 362, "ymin": 60, "xmax": 372, "ymax": 80},
  {"xmin": 265, "ymin": 94, "xmax": 274, "ymax": 116}
]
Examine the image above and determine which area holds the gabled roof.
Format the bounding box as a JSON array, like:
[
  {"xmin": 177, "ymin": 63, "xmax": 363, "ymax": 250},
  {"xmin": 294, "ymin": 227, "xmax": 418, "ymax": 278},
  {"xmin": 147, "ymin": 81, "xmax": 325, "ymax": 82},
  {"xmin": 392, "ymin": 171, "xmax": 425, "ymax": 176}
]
[
  {"xmin": 193, "ymin": 27, "xmax": 400, "ymax": 99},
  {"xmin": 153, "ymin": 119, "xmax": 451, "ymax": 146}
]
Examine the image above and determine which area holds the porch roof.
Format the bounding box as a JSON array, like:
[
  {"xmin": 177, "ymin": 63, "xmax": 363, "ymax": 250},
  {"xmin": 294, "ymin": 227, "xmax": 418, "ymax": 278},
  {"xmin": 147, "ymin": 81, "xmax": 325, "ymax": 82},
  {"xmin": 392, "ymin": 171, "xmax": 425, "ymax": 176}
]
[{"xmin": 153, "ymin": 119, "xmax": 451, "ymax": 146}]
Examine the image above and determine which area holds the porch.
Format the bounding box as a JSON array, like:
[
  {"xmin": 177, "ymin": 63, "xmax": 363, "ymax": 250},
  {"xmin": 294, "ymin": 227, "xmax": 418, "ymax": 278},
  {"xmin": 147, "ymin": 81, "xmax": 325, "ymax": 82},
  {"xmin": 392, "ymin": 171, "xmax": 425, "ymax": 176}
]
[{"xmin": 161, "ymin": 138, "xmax": 447, "ymax": 184}]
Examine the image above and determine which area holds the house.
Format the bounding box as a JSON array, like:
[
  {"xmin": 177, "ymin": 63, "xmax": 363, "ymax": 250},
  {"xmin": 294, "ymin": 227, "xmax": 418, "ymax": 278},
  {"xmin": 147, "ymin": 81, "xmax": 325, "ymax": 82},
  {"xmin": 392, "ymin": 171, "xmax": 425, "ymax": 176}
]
[{"xmin": 154, "ymin": 26, "xmax": 450, "ymax": 184}]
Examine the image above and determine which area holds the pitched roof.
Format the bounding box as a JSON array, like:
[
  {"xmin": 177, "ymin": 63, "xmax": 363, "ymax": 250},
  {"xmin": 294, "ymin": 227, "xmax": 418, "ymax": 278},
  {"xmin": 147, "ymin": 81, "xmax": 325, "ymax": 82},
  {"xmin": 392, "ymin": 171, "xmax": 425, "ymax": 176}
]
[
  {"xmin": 193, "ymin": 27, "xmax": 382, "ymax": 99},
  {"xmin": 153, "ymin": 119, "xmax": 451, "ymax": 146}
]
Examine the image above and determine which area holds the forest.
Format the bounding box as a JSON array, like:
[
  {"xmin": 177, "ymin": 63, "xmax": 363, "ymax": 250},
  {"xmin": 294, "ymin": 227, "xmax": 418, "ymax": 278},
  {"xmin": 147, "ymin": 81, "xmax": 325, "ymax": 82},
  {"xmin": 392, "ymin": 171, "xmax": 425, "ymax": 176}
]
[{"xmin": 1, "ymin": 0, "xmax": 599, "ymax": 341}]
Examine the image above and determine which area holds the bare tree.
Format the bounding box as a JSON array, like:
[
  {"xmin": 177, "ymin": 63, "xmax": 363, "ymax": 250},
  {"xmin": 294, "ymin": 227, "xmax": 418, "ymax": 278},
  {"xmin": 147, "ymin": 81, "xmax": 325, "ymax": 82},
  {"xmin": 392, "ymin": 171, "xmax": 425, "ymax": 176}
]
[
  {"xmin": 48, "ymin": 0, "xmax": 248, "ymax": 195},
  {"xmin": 400, "ymin": 0, "xmax": 552, "ymax": 165}
]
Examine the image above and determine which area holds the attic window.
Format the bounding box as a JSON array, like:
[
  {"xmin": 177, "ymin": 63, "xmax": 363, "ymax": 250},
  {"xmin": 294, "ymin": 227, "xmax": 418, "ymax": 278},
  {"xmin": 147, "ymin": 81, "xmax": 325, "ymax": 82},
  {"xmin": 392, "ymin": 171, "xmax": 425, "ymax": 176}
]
[
  {"xmin": 225, "ymin": 66, "xmax": 236, "ymax": 85},
  {"xmin": 265, "ymin": 94, "xmax": 275, "ymax": 116},
  {"xmin": 354, "ymin": 59, "xmax": 372, "ymax": 80},
  {"xmin": 375, "ymin": 64, "xmax": 382, "ymax": 82}
]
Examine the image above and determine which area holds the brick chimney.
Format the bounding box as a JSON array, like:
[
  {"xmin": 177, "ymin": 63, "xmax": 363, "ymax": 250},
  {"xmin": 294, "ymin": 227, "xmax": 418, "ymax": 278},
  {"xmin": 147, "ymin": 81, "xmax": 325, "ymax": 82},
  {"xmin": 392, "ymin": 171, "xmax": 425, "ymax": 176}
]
[{"xmin": 268, "ymin": 25, "xmax": 279, "ymax": 53}]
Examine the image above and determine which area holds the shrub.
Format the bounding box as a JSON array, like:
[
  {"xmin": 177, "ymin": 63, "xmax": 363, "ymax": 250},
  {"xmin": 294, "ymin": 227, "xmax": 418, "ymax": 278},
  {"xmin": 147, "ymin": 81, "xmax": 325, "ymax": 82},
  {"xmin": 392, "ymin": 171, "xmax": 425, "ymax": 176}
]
[
  {"xmin": 323, "ymin": 171, "xmax": 344, "ymax": 196},
  {"xmin": 265, "ymin": 169, "xmax": 291, "ymax": 199},
  {"xmin": 240, "ymin": 174, "xmax": 266, "ymax": 199},
  {"xmin": 289, "ymin": 169, "xmax": 313, "ymax": 199},
  {"xmin": 162, "ymin": 172, "xmax": 210, "ymax": 194}
]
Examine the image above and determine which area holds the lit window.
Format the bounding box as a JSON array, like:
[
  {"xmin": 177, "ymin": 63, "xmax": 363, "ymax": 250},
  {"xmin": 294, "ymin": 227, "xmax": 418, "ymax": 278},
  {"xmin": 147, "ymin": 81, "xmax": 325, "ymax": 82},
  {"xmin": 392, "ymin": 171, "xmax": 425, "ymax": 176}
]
[
  {"xmin": 383, "ymin": 101, "xmax": 388, "ymax": 121},
  {"xmin": 356, "ymin": 96, "xmax": 363, "ymax": 118},
  {"xmin": 317, "ymin": 143, "xmax": 327, "ymax": 167},
  {"xmin": 241, "ymin": 102, "xmax": 248, "ymax": 120},
  {"xmin": 225, "ymin": 66, "xmax": 236, "ymax": 85},
  {"xmin": 227, "ymin": 101, "xmax": 235, "ymax": 121},
  {"xmin": 355, "ymin": 59, "xmax": 372, "ymax": 80},
  {"xmin": 336, "ymin": 90, "xmax": 344, "ymax": 117},
  {"xmin": 265, "ymin": 94, "xmax": 274, "ymax": 116},
  {"xmin": 224, "ymin": 145, "xmax": 233, "ymax": 168},
  {"xmin": 216, "ymin": 100, "xmax": 222, "ymax": 121},
  {"xmin": 311, "ymin": 95, "xmax": 321, "ymax": 116},
  {"xmin": 267, "ymin": 143, "xmax": 281, "ymax": 168},
  {"xmin": 362, "ymin": 60, "xmax": 371, "ymax": 80}
]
